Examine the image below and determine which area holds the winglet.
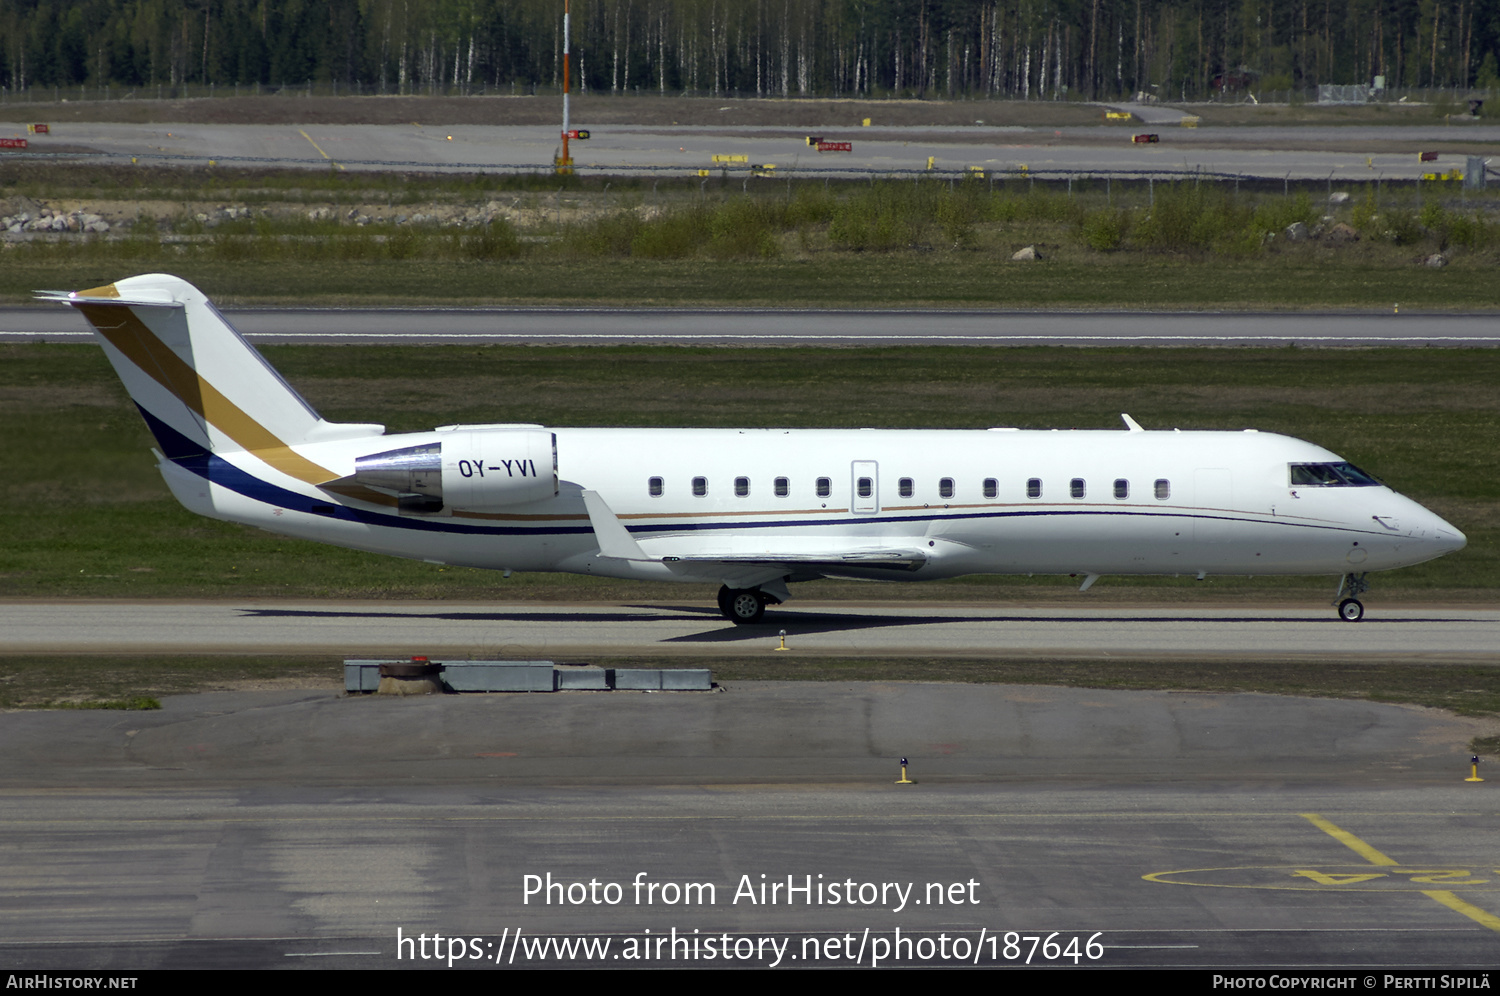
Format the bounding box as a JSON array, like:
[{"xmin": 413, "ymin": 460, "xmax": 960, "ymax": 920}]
[
  {"xmin": 1121, "ymin": 413, "xmax": 1145, "ymax": 432},
  {"xmin": 581, "ymin": 490, "xmax": 651, "ymax": 560}
]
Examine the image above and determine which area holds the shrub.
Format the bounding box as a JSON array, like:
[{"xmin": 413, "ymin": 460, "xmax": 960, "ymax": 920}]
[{"xmin": 1080, "ymin": 208, "xmax": 1129, "ymax": 250}]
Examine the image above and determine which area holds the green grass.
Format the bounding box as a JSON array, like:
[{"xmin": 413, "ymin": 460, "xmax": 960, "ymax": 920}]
[
  {"xmin": 4, "ymin": 165, "xmax": 1500, "ymax": 308},
  {"xmin": 7, "ymin": 254, "xmax": 1500, "ymax": 310},
  {"xmin": 1, "ymin": 342, "xmax": 1496, "ymax": 601}
]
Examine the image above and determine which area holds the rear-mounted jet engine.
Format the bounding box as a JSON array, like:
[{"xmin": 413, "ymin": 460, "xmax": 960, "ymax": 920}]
[{"xmin": 333, "ymin": 428, "xmax": 558, "ymax": 513}]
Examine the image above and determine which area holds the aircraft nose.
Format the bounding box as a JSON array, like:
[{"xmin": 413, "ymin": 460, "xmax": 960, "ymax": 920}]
[
  {"xmin": 1434, "ymin": 524, "xmax": 1467, "ymax": 554},
  {"xmin": 1416, "ymin": 506, "xmax": 1467, "ymax": 554}
]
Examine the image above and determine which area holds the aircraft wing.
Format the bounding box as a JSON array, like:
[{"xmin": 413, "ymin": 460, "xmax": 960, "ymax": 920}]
[{"xmin": 580, "ymin": 490, "xmax": 927, "ymax": 582}]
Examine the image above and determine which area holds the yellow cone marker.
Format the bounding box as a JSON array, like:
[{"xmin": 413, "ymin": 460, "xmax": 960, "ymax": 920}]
[
  {"xmin": 896, "ymin": 756, "xmax": 914, "ymax": 784},
  {"xmin": 1467, "ymin": 755, "xmax": 1484, "ymax": 782}
]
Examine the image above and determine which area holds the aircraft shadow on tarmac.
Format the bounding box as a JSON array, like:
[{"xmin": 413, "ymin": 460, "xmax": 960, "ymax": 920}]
[{"xmin": 237, "ymin": 604, "xmax": 1468, "ymax": 644}]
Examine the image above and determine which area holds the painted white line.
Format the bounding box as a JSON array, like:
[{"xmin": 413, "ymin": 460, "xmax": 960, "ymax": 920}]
[{"xmin": 285, "ymin": 950, "xmax": 383, "ymax": 957}]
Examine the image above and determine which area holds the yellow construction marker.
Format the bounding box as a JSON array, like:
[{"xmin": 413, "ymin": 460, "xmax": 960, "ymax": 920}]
[
  {"xmin": 1467, "ymin": 755, "xmax": 1484, "ymax": 782},
  {"xmin": 896, "ymin": 757, "xmax": 914, "ymax": 784}
]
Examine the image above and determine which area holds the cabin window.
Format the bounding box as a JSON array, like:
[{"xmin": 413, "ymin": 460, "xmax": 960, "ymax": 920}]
[
  {"xmin": 734, "ymin": 476, "xmax": 750, "ymax": 497},
  {"xmin": 856, "ymin": 477, "xmax": 873, "ymax": 498},
  {"xmin": 939, "ymin": 478, "xmax": 955, "ymax": 499},
  {"xmin": 774, "ymin": 477, "xmax": 789, "ymax": 497},
  {"xmin": 816, "ymin": 477, "xmax": 832, "ymax": 498},
  {"xmin": 899, "ymin": 478, "xmax": 914, "ymax": 498},
  {"xmin": 1114, "ymin": 479, "xmax": 1129, "ymax": 499},
  {"xmin": 1155, "ymin": 479, "xmax": 1171, "ymax": 500},
  {"xmin": 1027, "ymin": 478, "xmax": 1042, "ymax": 499},
  {"xmin": 1070, "ymin": 478, "xmax": 1086, "ymax": 499},
  {"xmin": 692, "ymin": 476, "xmax": 708, "ymax": 497},
  {"xmin": 648, "ymin": 477, "xmax": 664, "ymax": 497},
  {"xmin": 983, "ymin": 478, "xmax": 998, "ymax": 498}
]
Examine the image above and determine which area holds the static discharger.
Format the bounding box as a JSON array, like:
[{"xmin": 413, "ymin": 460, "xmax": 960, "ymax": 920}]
[
  {"xmin": 896, "ymin": 757, "xmax": 914, "ymax": 785},
  {"xmin": 1467, "ymin": 756, "xmax": 1484, "ymax": 783},
  {"xmin": 775, "ymin": 629, "xmax": 789, "ymax": 652}
]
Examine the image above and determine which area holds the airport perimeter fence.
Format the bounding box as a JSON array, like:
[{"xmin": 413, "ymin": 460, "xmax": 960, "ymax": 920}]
[{"xmin": 1, "ymin": 79, "xmax": 1496, "ymax": 109}]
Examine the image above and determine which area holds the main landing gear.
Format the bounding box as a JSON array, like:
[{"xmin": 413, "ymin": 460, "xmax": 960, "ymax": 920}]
[
  {"xmin": 1334, "ymin": 572, "xmax": 1370, "ymax": 622},
  {"xmin": 717, "ymin": 585, "xmax": 770, "ymax": 625}
]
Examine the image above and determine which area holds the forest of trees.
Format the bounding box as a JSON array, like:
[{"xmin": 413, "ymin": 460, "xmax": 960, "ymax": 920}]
[{"xmin": 2, "ymin": 0, "xmax": 1498, "ymax": 103}]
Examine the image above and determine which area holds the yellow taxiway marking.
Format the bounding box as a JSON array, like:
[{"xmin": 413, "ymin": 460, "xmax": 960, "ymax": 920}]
[
  {"xmin": 1302, "ymin": 813, "xmax": 1500, "ymax": 933},
  {"xmin": 1300, "ymin": 813, "xmax": 1399, "ymax": 865},
  {"xmin": 298, "ymin": 129, "xmax": 344, "ymax": 170}
]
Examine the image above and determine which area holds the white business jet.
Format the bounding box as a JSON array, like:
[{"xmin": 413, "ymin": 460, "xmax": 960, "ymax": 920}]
[{"xmin": 43, "ymin": 274, "xmax": 1466, "ymax": 625}]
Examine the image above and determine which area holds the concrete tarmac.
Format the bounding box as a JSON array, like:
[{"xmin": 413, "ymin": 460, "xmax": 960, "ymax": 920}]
[
  {"xmin": 2, "ymin": 683, "xmax": 1499, "ymax": 969},
  {"xmin": 6, "ymin": 306, "xmax": 1500, "ymax": 346},
  {"xmin": 3, "ymin": 599, "xmax": 1497, "ymax": 659}
]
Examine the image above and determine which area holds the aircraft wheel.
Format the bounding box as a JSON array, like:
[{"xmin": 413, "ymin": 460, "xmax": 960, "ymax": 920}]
[
  {"xmin": 727, "ymin": 589, "xmax": 767, "ymax": 625},
  {"xmin": 716, "ymin": 585, "xmax": 735, "ymax": 620},
  {"xmin": 1338, "ymin": 598, "xmax": 1364, "ymax": 622}
]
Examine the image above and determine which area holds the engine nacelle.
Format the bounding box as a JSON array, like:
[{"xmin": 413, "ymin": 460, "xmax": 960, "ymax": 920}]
[
  {"xmin": 441, "ymin": 428, "xmax": 557, "ymax": 510},
  {"xmin": 343, "ymin": 428, "xmax": 556, "ymax": 513}
]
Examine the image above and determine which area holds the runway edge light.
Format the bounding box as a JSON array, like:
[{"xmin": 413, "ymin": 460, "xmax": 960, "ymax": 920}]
[
  {"xmin": 1466, "ymin": 756, "xmax": 1484, "ymax": 782},
  {"xmin": 896, "ymin": 757, "xmax": 914, "ymax": 785}
]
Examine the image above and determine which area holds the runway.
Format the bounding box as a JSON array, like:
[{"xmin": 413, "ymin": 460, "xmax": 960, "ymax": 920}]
[
  {"xmin": 5, "ymin": 306, "xmax": 1498, "ymax": 345},
  {"xmin": 4, "ymin": 599, "xmax": 1498, "ymax": 659},
  {"xmin": 7, "ymin": 118, "xmax": 1499, "ymax": 181},
  {"xmin": 1, "ymin": 683, "xmax": 1497, "ymax": 969}
]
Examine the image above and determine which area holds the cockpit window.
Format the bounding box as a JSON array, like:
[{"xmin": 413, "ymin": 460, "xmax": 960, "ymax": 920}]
[{"xmin": 1289, "ymin": 462, "xmax": 1381, "ymax": 487}]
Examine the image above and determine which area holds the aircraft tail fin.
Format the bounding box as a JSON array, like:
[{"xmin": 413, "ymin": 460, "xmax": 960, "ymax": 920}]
[{"xmin": 40, "ymin": 274, "xmax": 382, "ymax": 485}]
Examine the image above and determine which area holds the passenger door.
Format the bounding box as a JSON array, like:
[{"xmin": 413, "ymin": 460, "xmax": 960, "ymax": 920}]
[{"xmin": 851, "ymin": 461, "xmax": 879, "ymax": 515}]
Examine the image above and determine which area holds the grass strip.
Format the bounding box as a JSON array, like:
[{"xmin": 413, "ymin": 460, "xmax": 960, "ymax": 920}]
[{"xmin": 5, "ymin": 164, "xmax": 1499, "ymax": 309}]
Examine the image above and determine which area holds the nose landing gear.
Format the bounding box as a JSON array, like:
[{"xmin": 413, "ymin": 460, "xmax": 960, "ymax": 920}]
[{"xmin": 1334, "ymin": 572, "xmax": 1370, "ymax": 622}]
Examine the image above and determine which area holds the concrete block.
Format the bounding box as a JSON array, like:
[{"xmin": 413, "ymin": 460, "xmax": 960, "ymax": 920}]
[
  {"xmin": 555, "ymin": 666, "xmax": 610, "ymax": 690},
  {"xmin": 660, "ymin": 669, "xmax": 713, "ymax": 691},
  {"xmin": 344, "ymin": 660, "xmax": 384, "ymax": 693},
  {"xmin": 612, "ymin": 669, "xmax": 662, "ymax": 690},
  {"xmin": 443, "ymin": 661, "xmax": 556, "ymax": 692}
]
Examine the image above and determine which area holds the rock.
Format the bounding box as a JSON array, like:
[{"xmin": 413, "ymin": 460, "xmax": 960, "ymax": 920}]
[
  {"xmin": 1328, "ymin": 192, "xmax": 1350, "ymax": 205},
  {"xmin": 1285, "ymin": 221, "xmax": 1308, "ymax": 241},
  {"xmin": 1423, "ymin": 253, "xmax": 1447, "ymax": 268},
  {"xmin": 1324, "ymin": 222, "xmax": 1360, "ymax": 243},
  {"xmin": 1011, "ymin": 245, "xmax": 1042, "ymax": 261}
]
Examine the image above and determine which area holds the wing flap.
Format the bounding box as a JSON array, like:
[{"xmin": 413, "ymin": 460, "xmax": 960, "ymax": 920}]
[{"xmin": 668, "ymin": 550, "xmax": 926, "ymax": 570}]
